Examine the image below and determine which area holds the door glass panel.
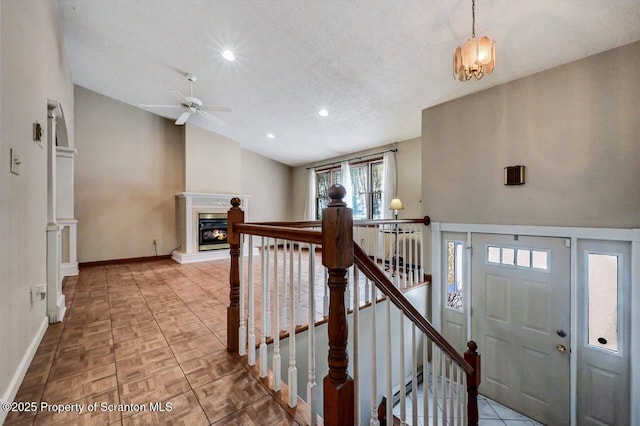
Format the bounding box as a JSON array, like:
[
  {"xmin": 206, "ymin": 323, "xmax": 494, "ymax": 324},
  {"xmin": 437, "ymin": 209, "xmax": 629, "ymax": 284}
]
[
  {"xmin": 587, "ymin": 253, "xmax": 618, "ymax": 352},
  {"xmin": 516, "ymin": 249, "xmax": 531, "ymax": 267},
  {"xmin": 446, "ymin": 240, "xmax": 464, "ymax": 310},
  {"xmin": 502, "ymin": 248, "xmax": 515, "ymax": 265},
  {"xmin": 532, "ymin": 250, "xmax": 548, "ymax": 270},
  {"xmin": 487, "ymin": 246, "xmax": 500, "ymax": 263}
]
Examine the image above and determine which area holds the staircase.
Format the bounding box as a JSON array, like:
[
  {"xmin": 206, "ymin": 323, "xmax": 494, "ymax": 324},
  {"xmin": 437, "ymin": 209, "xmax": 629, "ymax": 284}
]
[{"xmin": 225, "ymin": 185, "xmax": 481, "ymax": 425}]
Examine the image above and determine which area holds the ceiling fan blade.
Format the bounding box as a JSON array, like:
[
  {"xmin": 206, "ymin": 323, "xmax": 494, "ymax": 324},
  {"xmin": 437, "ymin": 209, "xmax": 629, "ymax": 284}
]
[
  {"xmin": 175, "ymin": 111, "xmax": 192, "ymax": 125},
  {"xmin": 139, "ymin": 104, "xmax": 183, "ymax": 108},
  {"xmin": 201, "ymin": 105, "xmax": 232, "ymax": 112},
  {"xmin": 197, "ymin": 110, "xmax": 226, "ymax": 127},
  {"xmin": 170, "ymin": 90, "xmax": 190, "ymax": 103}
]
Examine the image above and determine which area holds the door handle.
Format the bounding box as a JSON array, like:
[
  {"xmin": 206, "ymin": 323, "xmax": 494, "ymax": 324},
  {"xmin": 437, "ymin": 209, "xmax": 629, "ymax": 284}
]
[{"xmin": 556, "ymin": 344, "xmax": 567, "ymax": 353}]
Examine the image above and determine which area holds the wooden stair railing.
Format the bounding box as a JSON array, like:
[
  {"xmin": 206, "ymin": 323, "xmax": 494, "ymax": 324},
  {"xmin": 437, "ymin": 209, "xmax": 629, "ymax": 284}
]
[{"xmin": 227, "ymin": 185, "xmax": 480, "ymax": 425}]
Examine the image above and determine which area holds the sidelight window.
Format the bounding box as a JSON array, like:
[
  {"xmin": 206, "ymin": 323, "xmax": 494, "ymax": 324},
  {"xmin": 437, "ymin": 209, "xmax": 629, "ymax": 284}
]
[{"xmin": 586, "ymin": 253, "xmax": 619, "ymax": 352}]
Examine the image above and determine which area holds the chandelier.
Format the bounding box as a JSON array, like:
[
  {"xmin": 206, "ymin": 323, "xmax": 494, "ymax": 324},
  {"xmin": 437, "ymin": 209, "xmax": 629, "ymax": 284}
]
[{"xmin": 453, "ymin": 0, "xmax": 495, "ymax": 81}]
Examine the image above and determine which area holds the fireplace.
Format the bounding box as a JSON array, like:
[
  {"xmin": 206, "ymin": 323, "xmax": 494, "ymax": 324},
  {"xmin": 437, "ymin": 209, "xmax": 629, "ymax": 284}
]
[
  {"xmin": 198, "ymin": 213, "xmax": 228, "ymax": 251},
  {"xmin": 173, "ymin": 192, "xmax": 249, "ymax": 264}
]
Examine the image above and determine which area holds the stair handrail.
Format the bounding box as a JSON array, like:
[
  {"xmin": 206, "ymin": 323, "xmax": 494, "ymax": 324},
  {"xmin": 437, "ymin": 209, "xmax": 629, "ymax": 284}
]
[{"xmin": 353, "ymin": 243, "xmax": 473, "ymax": 374}]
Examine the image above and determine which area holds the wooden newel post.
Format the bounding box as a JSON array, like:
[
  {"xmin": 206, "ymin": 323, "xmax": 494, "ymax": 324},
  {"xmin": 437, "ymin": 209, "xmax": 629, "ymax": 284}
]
[
  {"xmin": 227, "ymin": 197, "xmax": 244, "ymax": 353},
  {"xmin": 465, "ymin": 340, "xmax": 481, "ymax": 426},
  {"xmin": 322, "ymin": 184, "xmax": 355, "ymax": 426}
]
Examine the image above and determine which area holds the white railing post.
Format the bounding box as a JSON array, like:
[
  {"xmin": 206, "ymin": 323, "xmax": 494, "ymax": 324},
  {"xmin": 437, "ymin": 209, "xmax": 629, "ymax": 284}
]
[
  {"xmin": 248, "ymin": 235, "xmax": 256, "ymax": 366},
  {"xmin": 288, "ymin": 240, "xmax": 298, "ymax": 407},
  {"xmin": 239, "ymin": 234, "xmax": 246, "ymax": 356},
  {"xmin": 370, "ymin": 276, "xmax": 379, "ymax": 426},
  {"xmin": 259, "ymin": 237, "xmax": 268, "ymax": 378},
  {"xmin": 307, "ymin": 243, "xmax": 317, "ymax": 425},
  {"xmin": 273, "ymin": 239, "xmax": 281, "ymax": 391}
]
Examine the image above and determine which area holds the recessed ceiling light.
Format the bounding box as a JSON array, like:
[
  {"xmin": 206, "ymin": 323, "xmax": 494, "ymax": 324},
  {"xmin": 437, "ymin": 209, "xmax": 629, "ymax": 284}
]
[
  {"xmin": 221, "ymin": 50, "xmax": 236, "ymax": 61},
  {"xmin": 266, "ymin": 133, "xmax": 275, "ymax": 139},
  {"xmin": 319, "ymin": 109, "xmax": 329, "ymax": 117}
]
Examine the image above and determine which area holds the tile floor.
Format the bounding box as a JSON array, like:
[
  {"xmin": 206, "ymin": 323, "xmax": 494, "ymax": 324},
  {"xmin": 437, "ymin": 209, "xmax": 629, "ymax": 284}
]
[
  {"xmin": 392, "ymin": 381, "xmax": 543, "ymax": 426},
  {"xmin": 4, "ymin": 259, "xmax": 300, "ymax": 425}
]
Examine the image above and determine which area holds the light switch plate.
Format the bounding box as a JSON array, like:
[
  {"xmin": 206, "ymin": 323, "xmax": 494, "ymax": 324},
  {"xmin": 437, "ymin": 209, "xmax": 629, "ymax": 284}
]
[{"xmin": 10, "ymin": 148, "xmax": 20, "ymax": 175}]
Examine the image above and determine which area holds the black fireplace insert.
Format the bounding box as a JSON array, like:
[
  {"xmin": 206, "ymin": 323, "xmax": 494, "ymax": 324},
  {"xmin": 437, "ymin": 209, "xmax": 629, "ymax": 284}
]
[{"xmin": 198, "ymin": 213, "xmax": 228, "ymax": 251}]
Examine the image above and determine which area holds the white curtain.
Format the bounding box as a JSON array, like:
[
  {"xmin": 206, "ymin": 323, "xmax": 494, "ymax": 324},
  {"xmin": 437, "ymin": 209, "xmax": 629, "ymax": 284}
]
[
  {"xmin": 304, "ymin": 167, "xmax": 317, "ymax": 220},
  {"xmin": 340, "ymin": 160, "xmax": 353, "ymax": 208},
  {"xmin": 382, "ymin": 151, "xmax": 396, "ymax": 219}
]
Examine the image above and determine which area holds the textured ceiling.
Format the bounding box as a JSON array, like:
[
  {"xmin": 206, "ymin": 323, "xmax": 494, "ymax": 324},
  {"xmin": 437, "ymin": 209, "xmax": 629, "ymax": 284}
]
[{"xmin": 57, "ymin": 0, "xmax": 640, "ymax": 166}]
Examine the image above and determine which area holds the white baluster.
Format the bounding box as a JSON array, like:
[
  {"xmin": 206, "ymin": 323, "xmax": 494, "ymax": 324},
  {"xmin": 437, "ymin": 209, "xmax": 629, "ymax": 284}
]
[
  {"xmin": 411, "ymin": 324, "xmax": 418, "ymax": 423},
  {"xmin": 248, "ymin": 235, "xmax": 256, "ymax": 366},
  {"xmin": 323, "ymin": 267, "xmax": 329, "ymax": 317},
  {"xmin": 288, "ymin": 240, "xmax": 297, "ymax": 407},
  {"xmin": 307, "ymin": 243, "xmax": 317, "ymax": 426},
  {"xmin": 399, "ymin": 311, "xmax": 406, "ymax": 425},
  {"xmin": 265, "ymin": 238, "xmax": 272, "ymax": 337},
  {"xmin": 239, "ymin": 234, "xmax": 246, "ymax": 356},
  {"xmin": 386, "ymin": 299, "xmax": 393, "ymax": 423},
  {"xmin": 449, "ymin": 359, "xmax": 454, "ymax": 423},
  {"xmin": 282, "ymin": 240, "xmax": 288, "ymax": 332},
  {"xmin": 463, "ymin": 372, "xmax": 468, "ymax": 426},
  {"xmin": 259, "ymin": 237, "xmax": 268, "ymax": 378},
  {"xmin": 297, "ymin": 245, "xmax": 302, "ymax": 325},
  {"xmin": 441, "ymin": 351, "xmax": 447, "ymax": 425},
  {"xmin": 423, "ymin": 339, "xmax": 429, "ymax": 422},
  {"xmin": 402, "ymin": 228, "xmax": 407, "ymax": 289},
  {"xmin": 457, "ymin": 366, "xmax": 462, "ymax": 426},
  {"xmin": 273, "ymin": 239, "xmax": 281, "ymax": 391},
  {"xmin": 370, "ymin": 275, "xmax": 379, "ymax": 426},
  {"xmin": 353, "ymin": 267, "xmax": 360, "ymax": 425},
  {"xmin": 432, "ymin": 346, "xmax": 439, "ymax": 426},
  {"xmin": 364, "ymin": 226, "xmax": 371, "ymax": 304},
  {"xmin": 408, "ymin": 225, "xmax": 414, "ymax": 287}
]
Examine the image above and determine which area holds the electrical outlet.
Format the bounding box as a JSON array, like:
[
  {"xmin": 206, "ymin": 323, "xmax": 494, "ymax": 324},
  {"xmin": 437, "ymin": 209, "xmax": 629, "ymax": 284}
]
[{"xmin": 10, "ymin": 148, "xmax": 21, "ymax": 175}]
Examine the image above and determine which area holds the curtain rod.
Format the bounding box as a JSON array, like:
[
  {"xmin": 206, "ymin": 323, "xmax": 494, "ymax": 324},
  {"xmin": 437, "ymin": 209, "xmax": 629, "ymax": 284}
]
[{"xmin": 305, "ymin": 148, "xmax": 398, "ymax": 170}]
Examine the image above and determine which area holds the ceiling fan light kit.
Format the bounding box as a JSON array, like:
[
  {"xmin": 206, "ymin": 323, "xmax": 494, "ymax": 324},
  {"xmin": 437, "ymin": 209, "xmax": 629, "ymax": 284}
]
[
  {"xmin": 139, "ymin": 74, "xmax": 231, "ymax": 126},
  {"xmin": 453, "ymin": 0, "xmax": 496, "ymax": 82}
]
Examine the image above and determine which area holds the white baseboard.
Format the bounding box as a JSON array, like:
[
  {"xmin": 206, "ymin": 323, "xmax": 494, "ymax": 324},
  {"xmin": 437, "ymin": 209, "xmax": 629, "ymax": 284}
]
[{"xmin": 0, "ymin": 316, "xmax": 48, "ymax": 424}]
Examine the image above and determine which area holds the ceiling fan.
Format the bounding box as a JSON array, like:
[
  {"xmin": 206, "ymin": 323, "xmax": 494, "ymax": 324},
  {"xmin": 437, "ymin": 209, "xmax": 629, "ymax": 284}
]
[{"xmin": 139, "ymin": 74, "xmax": 231, "ymax": 126}]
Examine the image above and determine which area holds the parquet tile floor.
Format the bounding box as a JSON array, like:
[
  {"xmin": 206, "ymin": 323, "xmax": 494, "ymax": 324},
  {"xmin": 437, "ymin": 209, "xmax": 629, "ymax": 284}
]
[{"xmin": 3, "ymin": 259, "xmax": 300, "ymax": 426}]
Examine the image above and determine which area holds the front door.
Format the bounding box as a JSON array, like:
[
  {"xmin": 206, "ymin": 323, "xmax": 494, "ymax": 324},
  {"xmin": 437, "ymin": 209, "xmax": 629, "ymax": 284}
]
[{"xmin": 471, "ymin": 234, "xmax": 571, "ymax": 425}]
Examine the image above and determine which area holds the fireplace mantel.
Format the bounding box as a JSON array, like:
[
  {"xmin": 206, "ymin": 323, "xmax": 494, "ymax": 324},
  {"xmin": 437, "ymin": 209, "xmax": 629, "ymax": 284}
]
[{"xmin": 172, "ymin": 192, "xmax": 250, "ymax": 264}]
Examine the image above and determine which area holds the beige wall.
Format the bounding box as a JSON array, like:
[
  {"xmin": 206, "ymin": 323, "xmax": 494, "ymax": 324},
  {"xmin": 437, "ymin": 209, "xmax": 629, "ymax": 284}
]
[
  {"xmin": 184, "ymin": 124, "xmax": 242, "ymax": 194},
  {"xmin": 422, "ymin": 41, "xmax": 640, "ymax": 229},
  {"xmin": 0, "ymin": 0, "xmax": 74, "ymax": 416},
  {"xmin": 291, "ymin": 139, "xmax": 423, "ymax": 220},
  {"xmin": 74, "ymin": 86, "xmax": 184, "ymax": 262},
  {"xmin": 240, "ymin": 149, "xmax": 291, "ymax": 222}
]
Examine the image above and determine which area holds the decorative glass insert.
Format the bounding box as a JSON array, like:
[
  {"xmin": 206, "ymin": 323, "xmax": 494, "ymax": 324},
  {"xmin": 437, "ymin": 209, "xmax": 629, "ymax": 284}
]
[
  {"xmin": 446, "ymin": 240, "xmax": 464, "ymax": 310},
  {"xmin": 587, "ymin": 253, "xmax": 619, "ymax": 352},
  {"xmin": 487, "ymin": 246, "xmax": 501, "ymax": 263}
]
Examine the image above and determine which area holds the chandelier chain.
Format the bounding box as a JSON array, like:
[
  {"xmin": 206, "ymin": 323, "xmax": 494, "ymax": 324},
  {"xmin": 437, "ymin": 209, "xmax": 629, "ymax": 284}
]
[{"xmin": 472, "ymin": 0, "xmax": 476, "ymax": 38}]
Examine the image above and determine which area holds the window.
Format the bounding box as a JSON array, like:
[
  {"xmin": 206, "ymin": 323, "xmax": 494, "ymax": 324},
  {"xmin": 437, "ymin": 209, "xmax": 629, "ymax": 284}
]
[
  {"xmin": 587, "ymin": 253, "xmax": 619, "ymax": 352},
  {"xmin": 315, "ymin": 160, "xmax": 383, "ymax": 220},
  {"xmin": 446, "ymin": 240, "xmax": 464, "ymax": 310},
  {"xmin": 486, "ymin": 245, "xmax": 549, "ymax": 271}
]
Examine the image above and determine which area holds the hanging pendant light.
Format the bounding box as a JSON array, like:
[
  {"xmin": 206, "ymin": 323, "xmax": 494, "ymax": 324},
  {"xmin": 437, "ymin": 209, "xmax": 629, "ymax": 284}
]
[{"xmin": 453, "ymin": 0, "xmax": 495, "ymax": 81}]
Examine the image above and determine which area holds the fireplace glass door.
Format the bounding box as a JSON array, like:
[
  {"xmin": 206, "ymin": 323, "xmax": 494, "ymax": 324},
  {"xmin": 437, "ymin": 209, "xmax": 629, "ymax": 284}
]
[{"xmin": 198, "ymin": 213, "xmax": 228, "ymax": 251}]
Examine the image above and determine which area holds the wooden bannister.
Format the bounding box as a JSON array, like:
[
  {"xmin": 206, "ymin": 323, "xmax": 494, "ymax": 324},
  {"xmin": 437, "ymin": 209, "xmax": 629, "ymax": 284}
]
[
  {"xmin": 226, "ymin": 189, "xmax": 480, "ymax": 425},
  {"xmin": 227, "ymin": 197, "xmax": 244, "ymax": 353},
  {"xmin": 321, "ymin": 184, "xmax": 354, "ymax": 426}
]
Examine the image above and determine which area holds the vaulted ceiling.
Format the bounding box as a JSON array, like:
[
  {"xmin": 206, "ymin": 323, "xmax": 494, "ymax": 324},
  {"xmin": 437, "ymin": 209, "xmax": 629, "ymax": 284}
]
[{"xmin": 58, "ymin": 0, "xmax": 640, "ymax": 166}]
